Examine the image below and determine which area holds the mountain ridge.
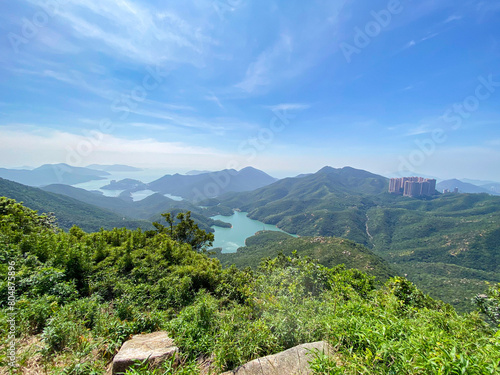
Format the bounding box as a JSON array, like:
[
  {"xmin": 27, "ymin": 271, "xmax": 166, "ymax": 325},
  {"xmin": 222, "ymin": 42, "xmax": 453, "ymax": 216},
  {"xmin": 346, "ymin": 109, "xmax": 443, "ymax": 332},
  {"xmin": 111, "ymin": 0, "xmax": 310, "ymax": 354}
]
[
  {"xmin": 145, "ymin": 166, "xmax": 278, "ymax": 200},
  {"xmin": 0, "ymin": 177, "xmax": 149, "ymax": 231},
  {"xmin": 0, "ymin": 163, "xmax": 109, "ymax": 186},
  {"xmin": 437, "ymin": 178, "xmax": 499, "ymax": 195}
]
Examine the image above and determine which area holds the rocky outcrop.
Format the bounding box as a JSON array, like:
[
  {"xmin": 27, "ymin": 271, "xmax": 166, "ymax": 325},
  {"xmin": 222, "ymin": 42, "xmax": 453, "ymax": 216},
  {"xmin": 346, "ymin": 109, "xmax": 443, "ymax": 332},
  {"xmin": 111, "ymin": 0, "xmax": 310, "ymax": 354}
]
[
  {"xmin": 112, "ymin": 331, "xmax": 178, "ymax": 375},
  {"xmin": 221, "ymin": 341, "xmax": 334, "ymax": 375}
]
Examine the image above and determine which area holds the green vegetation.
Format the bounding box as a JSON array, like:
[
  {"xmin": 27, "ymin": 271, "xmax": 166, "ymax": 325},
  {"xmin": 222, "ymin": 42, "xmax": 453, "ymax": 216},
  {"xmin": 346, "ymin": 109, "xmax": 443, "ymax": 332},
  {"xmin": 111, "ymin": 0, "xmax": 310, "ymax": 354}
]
[
  {"xmin": 218, "ymin": 166, "xmax": 388, "ymax": 246},
  {"xmin": 147, "ymin": 166, "xmax": 277, "ymax": 200},
  {"xmin": 367, "ymin": 192, "xmax": 500, "ymax": 312},
  {"xmin": 1, "ymin": 198, "xmax": 499, "ymax": 374},
  {"xmin": 2, "ymin": 179, "xmax": 229, "ymax": 234},
  {"xmin": 215, "ymin": 167, "xmax": 500, "ymax": 312},
  {"xmin": 0, "ymin": 178, "xmax": 151, "ymax": 232},
  {"xmin": 215, "ymin": 231, "xmax": 394, "ymax": 282}
]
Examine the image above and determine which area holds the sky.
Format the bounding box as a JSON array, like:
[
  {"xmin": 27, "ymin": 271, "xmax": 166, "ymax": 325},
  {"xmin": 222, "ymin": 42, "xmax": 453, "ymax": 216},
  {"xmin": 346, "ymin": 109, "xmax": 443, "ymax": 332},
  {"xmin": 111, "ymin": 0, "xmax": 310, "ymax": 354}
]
[{"xmin": 1, "ymin": 0, "xmax": 499, "ymax": 180}]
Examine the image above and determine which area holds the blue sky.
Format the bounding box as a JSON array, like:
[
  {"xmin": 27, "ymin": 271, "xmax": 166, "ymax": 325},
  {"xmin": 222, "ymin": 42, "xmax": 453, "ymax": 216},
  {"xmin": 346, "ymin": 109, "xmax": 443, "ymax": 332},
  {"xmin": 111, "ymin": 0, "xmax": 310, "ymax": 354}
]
[{"xmin": 1, "ymin": 0, "xmax": 499, "ymax": 180}]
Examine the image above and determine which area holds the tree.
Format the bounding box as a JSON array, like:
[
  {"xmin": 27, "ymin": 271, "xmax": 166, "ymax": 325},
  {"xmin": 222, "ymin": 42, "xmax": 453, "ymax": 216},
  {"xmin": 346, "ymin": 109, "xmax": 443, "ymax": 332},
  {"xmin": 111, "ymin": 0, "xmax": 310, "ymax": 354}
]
[
  {"xmin": 153, "ymin": 211, "xmax": 214, "ymax": 252},
  {"xmin": 475, "ymin": 283, "xmax": 500, "ymax": 326}
]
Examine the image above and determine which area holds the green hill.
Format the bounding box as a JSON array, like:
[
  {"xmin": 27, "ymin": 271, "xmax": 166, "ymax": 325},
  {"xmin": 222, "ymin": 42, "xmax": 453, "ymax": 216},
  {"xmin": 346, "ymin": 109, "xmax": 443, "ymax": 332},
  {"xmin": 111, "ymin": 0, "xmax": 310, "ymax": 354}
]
[
  {"xmin": 216, "ymin": 166, "xmax": 389, "ymax": 245},
  {"xmin": 147, "ymin": 166, "xmax": 278, "ymax": 200},
  {"xmin": 367, "ymin": 193, "xmax": 500, "ymax": 312},
  {"xmin": 1, "ymin": 198, "xmax": 498, "ymax": 374},
  {"xmin": 215, "ymin": 231, "xmax": 395, "ymax": 282},
  {"xmin": 42, "ymin": 184, "xmax": 196, "ymax": 219},
  {"xmin": 0, "ymin": 178, "xmax": 150, "ymax": 232},
  {"xmin": 42, "ymin": 185, "xmax": 227, "ymax": 232},
  {"xmin": 0, "ymin": 163, "xmax": 109, "ymax": 186},
  {"xmin": 215, "ymin": 167, "xmax": 500, "ymax": 312}
]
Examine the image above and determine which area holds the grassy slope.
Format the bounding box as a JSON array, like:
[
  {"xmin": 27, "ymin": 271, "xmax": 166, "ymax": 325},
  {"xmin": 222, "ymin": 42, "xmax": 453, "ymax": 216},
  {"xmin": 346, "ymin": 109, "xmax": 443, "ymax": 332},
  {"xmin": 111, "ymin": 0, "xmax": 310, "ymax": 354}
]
[{"xmin": 215, "ymin": 231, "xmax": 395, "ymax": 282}]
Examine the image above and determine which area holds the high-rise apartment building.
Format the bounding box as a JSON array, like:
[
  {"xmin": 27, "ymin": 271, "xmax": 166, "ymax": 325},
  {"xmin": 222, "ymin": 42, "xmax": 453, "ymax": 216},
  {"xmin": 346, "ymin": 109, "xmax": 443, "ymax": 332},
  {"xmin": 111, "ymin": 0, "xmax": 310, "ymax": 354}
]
[{"xmin": 389, "ymin": 177, "xmax": 436, "ymax": 197}]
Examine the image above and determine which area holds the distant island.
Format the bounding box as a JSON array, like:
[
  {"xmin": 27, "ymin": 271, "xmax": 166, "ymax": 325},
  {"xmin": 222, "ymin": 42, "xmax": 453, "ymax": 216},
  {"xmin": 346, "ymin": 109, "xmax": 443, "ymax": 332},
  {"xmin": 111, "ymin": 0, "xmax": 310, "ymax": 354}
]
[
  {"xmin": 86, "ymin": 164, "xmax": 143, "ymax": 172},
  {"xmin": 0, "ymin": 163, "xmax": 109, "ymax": 187}
]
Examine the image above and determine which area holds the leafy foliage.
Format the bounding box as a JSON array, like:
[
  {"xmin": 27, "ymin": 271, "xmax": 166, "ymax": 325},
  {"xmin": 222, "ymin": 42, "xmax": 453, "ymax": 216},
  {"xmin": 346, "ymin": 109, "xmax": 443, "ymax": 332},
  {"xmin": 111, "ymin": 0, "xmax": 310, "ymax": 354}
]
[
  {"xmin": 0, "ymin": 178, "xmax": 151, "ymax": 231},
  {"xmin": 215, "ymin": 168, "xmax": 500, "ymax": 312},
  {"xmin": 475, "ymin": 283, "xmax": 500, "ymax": 326},
  {"xmin": 152, "ymin": 211, "xmax": 214, "ymax": 252},
  {"xmin": 215, "ymin": 231, "xmax": 395, "ymax": 282},
  {"xmin": 1, "ymin": 198, "xmax": 499, "ymax": 374}
]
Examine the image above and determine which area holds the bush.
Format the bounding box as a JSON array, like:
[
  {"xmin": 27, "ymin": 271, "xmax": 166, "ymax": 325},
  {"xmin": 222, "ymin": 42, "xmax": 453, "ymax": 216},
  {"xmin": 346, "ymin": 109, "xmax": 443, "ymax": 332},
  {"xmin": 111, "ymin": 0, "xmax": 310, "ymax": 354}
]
[
  {"xmin": 42, "ymin": 315, "xmax": 88, "ymax": 353},
  {"xmin": 475, "ymin": 283, "xmax": 500, "ymax": 326},
  {"xmin": 167, "ymin": 292, "xmax": 218, "ymax": 357}
]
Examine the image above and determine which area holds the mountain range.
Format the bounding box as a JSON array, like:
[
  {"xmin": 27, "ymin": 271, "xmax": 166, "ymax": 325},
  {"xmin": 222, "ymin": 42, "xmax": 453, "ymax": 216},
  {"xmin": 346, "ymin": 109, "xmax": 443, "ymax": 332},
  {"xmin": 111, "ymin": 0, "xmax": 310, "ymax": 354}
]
[
  {"xmin": 0, "ymin": 178, "xmax": 149, "ymax": 232},
  {"xmin": 0, "ymin": 164, "xmax": 109, "ymax": 186},
  {"xmin": 212, "ymin": 166, "xmax": 388, "ymax": 244},
  {"xmin": 101, "ymin": 166, "xmax": 278, "ymax": 200},
  {"xmin": 211, "ymin": 166, "xmax": 500, "ymax": 312},
  {"xmin": 86, "ymin": 164, "xmax": 143, "ymax": 172},
  {"xmin": 437, "ymin": 179, "xmax": 500, "ymax": 195},
  {"xmin": 1, "ymin": 164, "xmax": 500, "ymax": 312}
]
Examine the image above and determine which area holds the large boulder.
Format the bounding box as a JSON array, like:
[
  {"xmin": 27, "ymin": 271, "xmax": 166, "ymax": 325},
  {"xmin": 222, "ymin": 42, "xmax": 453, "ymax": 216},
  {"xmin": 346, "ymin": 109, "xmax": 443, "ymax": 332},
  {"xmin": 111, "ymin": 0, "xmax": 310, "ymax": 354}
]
[
  {"xmin": 112, "ymin": 331, "xmax": 178, "ymax": 374},
  {"xmin": 221, "ymin": 341, "xmax": 334, "ymax": 375}
]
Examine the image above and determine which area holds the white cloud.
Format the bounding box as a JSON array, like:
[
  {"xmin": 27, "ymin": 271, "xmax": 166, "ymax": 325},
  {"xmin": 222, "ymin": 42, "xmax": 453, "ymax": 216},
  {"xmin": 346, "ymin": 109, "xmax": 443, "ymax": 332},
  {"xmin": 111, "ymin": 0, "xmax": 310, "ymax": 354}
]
[
  {"xmin": 265, "ymin": 103, "xmax": 311, "ymax": 112},
  {"xmin": 28, "ymin": 0, "xmax": 215, "ymax": 66},
  {"xmin": 0, "ymin": 126, "xmax": 222, "ymax": 168},
  {"xmin": 405, "ymin": 124, "xmax": 433, "ymax": 136},
  {"xmin": 205, "ymin": 94, "xmax": 224, "ymax": 109},
  {"xmin": 443, "ymin": 14, "xmax": 462, "ymax": 23},
  {"xmin": 235, "ymin": 34, "xmax": 295, "ymax": 93}
]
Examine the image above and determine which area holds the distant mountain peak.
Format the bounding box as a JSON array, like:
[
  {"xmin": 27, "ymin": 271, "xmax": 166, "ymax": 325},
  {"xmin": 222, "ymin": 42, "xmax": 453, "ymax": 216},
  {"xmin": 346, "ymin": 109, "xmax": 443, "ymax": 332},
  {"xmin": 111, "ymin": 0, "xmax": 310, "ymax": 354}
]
[
  {"xmin": 148, "ymin": 167, "xmax": 277, "ymax": 199},
  {"xmin": 0, "ymin": 164, "xmax": 109, "ymax": 187},
  {"xmin": 317, "ymin": 166, "xmax": 335, "ymax": 173},
  {"xmin": 240, "ymin": 166, "xmax": 260, "ymax": 172},
  {"xmin": 437, "ymin": 179, "xmax": 499, "ymax": 195},
  {"xmin": 86, "ymin": 164, "xmax": 142, "ymax": 172},
  {"xmin": 185, "ymin": 170, "xmax": 212, "ymax": 176}
]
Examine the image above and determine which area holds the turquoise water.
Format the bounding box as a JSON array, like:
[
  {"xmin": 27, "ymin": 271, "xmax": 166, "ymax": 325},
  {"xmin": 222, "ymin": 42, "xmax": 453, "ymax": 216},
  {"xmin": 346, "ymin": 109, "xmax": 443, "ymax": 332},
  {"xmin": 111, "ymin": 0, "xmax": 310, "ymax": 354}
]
[{"xmin": 210, "ymin": 211, "xmax": 292, "ymax": 253}]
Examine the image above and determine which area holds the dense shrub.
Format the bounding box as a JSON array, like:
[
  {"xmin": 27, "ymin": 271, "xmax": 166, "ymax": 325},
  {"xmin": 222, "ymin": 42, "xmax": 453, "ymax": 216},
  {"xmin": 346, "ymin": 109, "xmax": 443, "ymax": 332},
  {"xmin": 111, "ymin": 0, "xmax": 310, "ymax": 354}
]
[{"xmin": 1, "ymin": 198, "xmax": 499, "ymax": 374}]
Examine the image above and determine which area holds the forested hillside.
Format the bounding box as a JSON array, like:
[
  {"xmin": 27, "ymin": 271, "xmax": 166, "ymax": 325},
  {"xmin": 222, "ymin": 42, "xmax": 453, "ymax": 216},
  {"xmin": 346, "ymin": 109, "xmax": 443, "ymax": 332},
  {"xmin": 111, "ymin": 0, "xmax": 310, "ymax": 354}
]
[
  {"xmin": 214, "ymin": 167, "xmax": 500, "ymax": 312},
  {"xmin": 41, "ymin": 184, "xmax": 223, "ymax": 232},
  {"xmin": 1, "ymin": 198, "xmax": 499, "ymax": 374},
  {"xmin": 367, "ymin": 193, "xmax": 500, "ymax": 312},
  {"xmin": 0, "ymin": 178, "xmax": 150, "ymax": 232},
  {"xmin": 215, "ymin": 231, "xmax": 395, "ymax": 282}
]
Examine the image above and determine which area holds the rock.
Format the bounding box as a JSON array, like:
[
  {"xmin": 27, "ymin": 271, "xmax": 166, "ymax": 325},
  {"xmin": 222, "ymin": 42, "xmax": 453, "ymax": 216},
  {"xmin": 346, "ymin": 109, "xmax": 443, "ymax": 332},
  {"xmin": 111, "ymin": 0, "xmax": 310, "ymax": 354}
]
[
  {"xmin": 221, "ymin": 341, "xmax": 334, "ymax": 375},
  {"xmin": 112, "ymin": 331, "xmax": 178, "ymax": 375}
]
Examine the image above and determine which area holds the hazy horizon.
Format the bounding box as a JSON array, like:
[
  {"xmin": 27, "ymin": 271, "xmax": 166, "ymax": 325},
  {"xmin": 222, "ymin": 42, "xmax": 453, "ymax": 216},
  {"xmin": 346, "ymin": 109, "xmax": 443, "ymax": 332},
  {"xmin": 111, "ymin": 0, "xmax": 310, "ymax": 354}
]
[
  {"xmin": 1, "ymin": 162, "xmax": 498, "ymax": 183},
  {"xmin": 1, "ymin": 1, "xmax": 499, "ymax": 181}
]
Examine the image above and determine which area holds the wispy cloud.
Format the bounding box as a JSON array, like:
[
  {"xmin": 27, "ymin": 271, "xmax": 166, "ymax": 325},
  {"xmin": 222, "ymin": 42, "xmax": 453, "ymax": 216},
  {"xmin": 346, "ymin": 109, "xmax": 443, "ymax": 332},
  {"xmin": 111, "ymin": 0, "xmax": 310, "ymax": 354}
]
[
  {"xmin": 443, "ymin": 14, "xmax": 462, "ymax": 24},
  {"xmin": 405, "ymin": 124, "xmax": 434, "ymax": 136},
  {"xmin": 404, "ymin": 32, "xmax": 440, "ymax": 50},
  {"xmin": 205, "ymin": 93, "xmax": 224, "ymax": 109},
  {"xmin": 265, "ymin": 103, "xmax": 311, "ymax": 112},
  {"xmin": 26, "ymin": 0, "xmax": 215, "ymax": 66},
  {"xmin": 0, "ymin": 125, "xmax": 220, "ymax": 167},
  {"xmin": 235, "ymin": 34, "xmax": 294, "ymax": 93}
]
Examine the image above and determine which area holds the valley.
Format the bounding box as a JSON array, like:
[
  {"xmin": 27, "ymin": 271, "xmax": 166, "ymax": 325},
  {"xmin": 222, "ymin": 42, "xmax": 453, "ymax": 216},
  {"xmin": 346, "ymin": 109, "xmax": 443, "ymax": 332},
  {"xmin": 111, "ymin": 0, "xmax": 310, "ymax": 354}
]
[
  {"xmin": 3, "ymin": 5, "xmax": 499, "ymax": 372},
  {"xmin": 1, "ymin": 164, "xmax": 499, "ymax": 314}
]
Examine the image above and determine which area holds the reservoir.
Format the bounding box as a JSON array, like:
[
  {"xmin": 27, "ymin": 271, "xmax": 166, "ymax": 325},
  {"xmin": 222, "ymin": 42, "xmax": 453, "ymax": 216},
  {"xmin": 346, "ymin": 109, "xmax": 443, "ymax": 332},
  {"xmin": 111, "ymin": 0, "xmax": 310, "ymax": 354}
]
[{"xmin": 210, "ymin": 211, "xmax": 292, "ymax": 253}]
